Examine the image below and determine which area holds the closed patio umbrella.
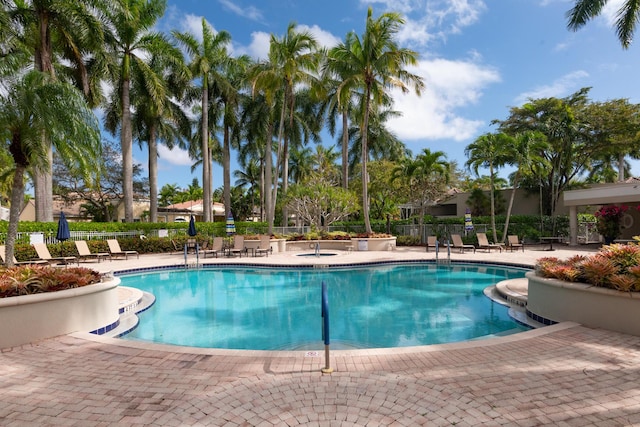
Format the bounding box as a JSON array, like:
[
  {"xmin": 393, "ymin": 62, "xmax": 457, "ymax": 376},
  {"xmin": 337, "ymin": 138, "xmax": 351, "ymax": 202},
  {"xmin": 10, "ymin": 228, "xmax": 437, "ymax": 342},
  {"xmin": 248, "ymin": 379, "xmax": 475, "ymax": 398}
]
[
  {"xmin": 464, "ymin": 208, "xmax": 474, "ymax": 235},
  {"xmin": 188, "ymin": 215, "xmax": 197, "ymax": 236},
  {"xmin": 226, "ymin": 213, "xmax": 236, "ymax": 236},
  {"xmin": 56, "ymin": 211, "xmax": 70, "ymax": 242}
]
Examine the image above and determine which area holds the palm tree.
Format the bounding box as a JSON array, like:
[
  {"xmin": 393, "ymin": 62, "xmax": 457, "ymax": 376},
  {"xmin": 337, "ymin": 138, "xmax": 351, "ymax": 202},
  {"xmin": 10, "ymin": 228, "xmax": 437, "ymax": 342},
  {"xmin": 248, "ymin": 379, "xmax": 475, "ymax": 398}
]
[
  {"xmin": 234, "ymin": 158, "xmax": 261, "ymax": 221},
  {"xmin": 9, "ymin": 0, "xmax": 108, "ymax": 221},
  {"xmin": 393, "ymin": 149, "xmax": 449, "ymax": 239},
  {"xmin": 0, "ymin": 71, "xmax": 100, "ymax": 265},
  {"xmin": 131, "ymin": 50, "xmax": 191, "ymax": 222},
  {"xmin": 103, "ymin": 0, "xmax": 172, "ymax": 222},
  {"xmin": 567, "ymin": 0, "xmax": 639, "ymax": 48},
  {"xmin": 325, "ymin": 7, "xmax": 424, "ymax": 233},
  {"xmin": 173, "ymin": 19, "xmax": 232, "ymax": 222},
  {"xmin": 465, "ymin": 132, "xmax": 512, "ymax": 243},
  {"xmin": 501, "ymin": 132, "xmax": 549, "ymax": 242},
  {"xmin": 218, "ymin": 55, "xmax": 251, "ymax": 220},
  {"xmin": 251, "ymin": 22, "xmax": 320, "ymax": 228}
]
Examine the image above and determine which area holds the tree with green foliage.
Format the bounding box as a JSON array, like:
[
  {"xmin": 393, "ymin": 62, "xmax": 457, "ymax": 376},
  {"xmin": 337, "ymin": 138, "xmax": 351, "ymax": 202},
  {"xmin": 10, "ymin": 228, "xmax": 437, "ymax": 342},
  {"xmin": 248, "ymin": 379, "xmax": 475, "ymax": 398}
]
[
  {"xmin": 286, "ymin": 177, "xmax": 358, "ymax": 231},
  {"xmin": 495, "ymin": 88, "xmax": 627, "ymax": 219},
  {"xmin": 324, "ymin": 7, "xmax": 423, "ymax": 234},
  {"xmin": 567, "ymin": 0, "xmax": 640, "ymax": 48},
  {"xmin": 1, "ymin": 71, "xmax": 100, "ymax": 265},
  {"xmin": 465, "ymin": 132, "xmax": 512, "ymax": 242},
  {"xmin": 501, "ymin": 132, "xmax": 549, "ymax": 242},
  {"xmin": 53, "ymin": 140, "xmax": 148, "ymax": 222},
  {"xmin": 173, "ymin": 18, "xmax": 231, "ymax": 222},
  {"xmin": 103, "ymin": 0, "xmax": 173, "ymax": 223},
  {"xmin": 251, "ymin": 23, "xmax": 320, "ymax": 229}
]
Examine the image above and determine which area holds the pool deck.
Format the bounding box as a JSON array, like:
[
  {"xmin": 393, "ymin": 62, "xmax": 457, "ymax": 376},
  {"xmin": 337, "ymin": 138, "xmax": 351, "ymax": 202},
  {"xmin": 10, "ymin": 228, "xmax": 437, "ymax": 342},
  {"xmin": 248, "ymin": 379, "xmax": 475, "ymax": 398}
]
[{"xmin": 4, "ymin": 244, "xmax": 640, "ymax": 425}]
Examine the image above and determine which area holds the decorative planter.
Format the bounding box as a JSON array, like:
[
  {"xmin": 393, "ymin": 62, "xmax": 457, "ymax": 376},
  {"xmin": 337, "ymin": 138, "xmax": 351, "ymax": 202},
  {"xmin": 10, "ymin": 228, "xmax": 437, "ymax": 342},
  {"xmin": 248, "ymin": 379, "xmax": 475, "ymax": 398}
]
[
  {"xmin": 351, "ymin": 237, "xmax": 397, "ymax": 251},
  {"xmin": 0, "ymin": 278, "xmax": 120, "ymax": 349},
  {"xmin": 284, "ymin": 237, "xmax": 396, "ymax": 252},
  {"xmin": 285, "ymin": 240, "xmax": 354, "ymax": 252},
  {"xmin": 526, "ymin": 271, "xmax": 640, "ymax": 336}
]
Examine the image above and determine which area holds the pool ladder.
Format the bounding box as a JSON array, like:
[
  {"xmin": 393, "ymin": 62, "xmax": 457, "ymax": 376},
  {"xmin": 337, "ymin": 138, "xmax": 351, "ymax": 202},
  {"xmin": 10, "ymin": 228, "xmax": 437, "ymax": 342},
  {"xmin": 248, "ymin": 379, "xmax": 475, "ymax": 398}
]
[
  {"xmin": 183, "ymin": 243, "xmax": 200, "ymax": 269},
  {"xmin": 435, "ymin": 240, "xmax": 451, "ymax": 265}
]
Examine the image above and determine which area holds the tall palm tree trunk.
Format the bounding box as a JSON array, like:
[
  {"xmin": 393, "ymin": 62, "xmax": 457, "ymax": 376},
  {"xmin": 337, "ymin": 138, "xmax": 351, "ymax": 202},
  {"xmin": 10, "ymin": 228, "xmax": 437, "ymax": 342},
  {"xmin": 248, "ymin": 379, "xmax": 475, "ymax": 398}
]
[
  {"xmin": 362, "ymin": 88, "xmax": 372, "ymax": 234},
  {"xmin": 223, "ymin": 125, "xmax": 231, "ymax": 218},
  {"xmin": 265, "ymin": 123, "xmax": 274, "ymax": 234},
  {"xmin": 502, "ymin": 172, "xmax": 519, "ymax": 243},
  {"xmin": 6, "ymin": 165, "xmax": 27, "ymax": 267},
  {"xmin": 148, "ymin": 125, "xmax": 158, "ymax": 223},
  {"xmin": 34, "ymin": 13, "xmax": 55, "ymax": 222},
  {"xmin": 342, "ymin": 110, "xmax": 349, "ymax": 189},
  {"xmin": 202, "ymin": 86, "xmax": 211, "ymax": 222},
  {"xmin": 489, "ymin": 163, "xmax": 497, "ymax": 242},
  {"xmin": 121, "ymin": 78, "xmax": 134, "ymax": 222},
  {"xmin": 271, "ymin": 93, "xmax": 287, "ymax": 227}
]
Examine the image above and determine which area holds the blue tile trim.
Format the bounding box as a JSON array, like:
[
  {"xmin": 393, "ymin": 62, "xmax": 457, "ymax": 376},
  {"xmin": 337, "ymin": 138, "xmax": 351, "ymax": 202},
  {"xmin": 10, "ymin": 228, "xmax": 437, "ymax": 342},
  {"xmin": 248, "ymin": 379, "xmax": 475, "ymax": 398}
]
[
  {"xmin": 112, "ymin": 259, "xmax": 533, "ymax": 276},
  {"xmin": 89, "ymin": 319, "xmax": 120, "ymax": 335},
  {"xmin": 526, "ymin": 309, "xmax": 558, "ymax": 326}
]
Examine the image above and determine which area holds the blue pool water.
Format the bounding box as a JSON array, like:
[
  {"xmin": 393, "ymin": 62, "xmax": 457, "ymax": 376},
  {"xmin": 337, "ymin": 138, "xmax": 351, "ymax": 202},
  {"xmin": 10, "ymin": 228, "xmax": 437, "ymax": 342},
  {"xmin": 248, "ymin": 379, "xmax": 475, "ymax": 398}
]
[{"xmin": 120, "ymin": 263, "xmax": 529, "ymax": 350}]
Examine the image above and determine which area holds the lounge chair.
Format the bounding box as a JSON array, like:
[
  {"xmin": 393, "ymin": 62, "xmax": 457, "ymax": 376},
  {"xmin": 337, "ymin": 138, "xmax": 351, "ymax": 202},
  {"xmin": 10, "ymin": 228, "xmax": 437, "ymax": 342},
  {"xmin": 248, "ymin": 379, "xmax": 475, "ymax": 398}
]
[
  {"xmin": 202, "ymin": 237, "xmax": 223, "ymax": 258},
  {"xmin": 229, "ymin": 235, "xmax": 247, "ymax": 257},
  {"xmin": 254, "ymin": 235, "xmax": 272, "ymax": 257},
  {"xmin": 74, "ymin": 240, "xmax": 110, "ymax": 262},
  {"xmin": 0, "ymin": 245, "xmax": 48, "ymax": 266},
  {"xmin": 507, "ymin": 235, "xmax": 524, "ymax": 252},
  {"xmin": 107, "ymin": 239, "xmax": 139, "ymax": 259},
  {"xmin": 476, "ymin": 232, "xmax": 503, "ymax": 252},
  {"xmin": 426, "ymin": 236, "xmax": 438, "ymax": 252},
  {"xmin": 33, "ymin": 243, "xmax": 78, "ymax": 265},
  {"xmin": 450, "ymin": 234, "xmax": 476, "ymax": 253}
]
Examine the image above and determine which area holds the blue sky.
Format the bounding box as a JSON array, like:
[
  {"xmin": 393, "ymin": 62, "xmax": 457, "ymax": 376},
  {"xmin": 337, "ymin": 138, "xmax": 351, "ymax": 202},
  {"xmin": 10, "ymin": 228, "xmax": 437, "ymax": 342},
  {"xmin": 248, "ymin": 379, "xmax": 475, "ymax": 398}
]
[{"xmin": 129, "ymin": 0, "xmax": 640, "ymax": 191}]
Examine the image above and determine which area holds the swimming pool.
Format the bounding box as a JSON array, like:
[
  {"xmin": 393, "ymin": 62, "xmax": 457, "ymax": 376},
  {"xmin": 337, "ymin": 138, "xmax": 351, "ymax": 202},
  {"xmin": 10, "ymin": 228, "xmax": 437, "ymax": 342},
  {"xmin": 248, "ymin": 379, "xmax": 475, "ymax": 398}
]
[{"xmin": 119, "ymin": 263, "xmax": 529, "ymax": 350}]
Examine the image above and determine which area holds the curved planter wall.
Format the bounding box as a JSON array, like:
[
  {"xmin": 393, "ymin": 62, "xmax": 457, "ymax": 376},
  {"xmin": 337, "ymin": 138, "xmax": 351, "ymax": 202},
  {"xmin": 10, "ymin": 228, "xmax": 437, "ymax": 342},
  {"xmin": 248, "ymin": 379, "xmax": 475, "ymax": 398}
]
[
  {"xmin": 0, "ymin": 278, "xmax": 120, "ymax": 349},
  {"xmin": 526, "ymin": 271, "xmax": 640, "ymax": 336}
]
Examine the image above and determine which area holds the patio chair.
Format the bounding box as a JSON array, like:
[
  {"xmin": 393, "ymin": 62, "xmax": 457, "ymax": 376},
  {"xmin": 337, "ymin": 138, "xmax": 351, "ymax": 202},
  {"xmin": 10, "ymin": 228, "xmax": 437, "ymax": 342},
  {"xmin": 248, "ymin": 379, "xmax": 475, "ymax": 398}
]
[
  {"xmin": 0, "ymin": 245, "xmax": 48, "ymax": 266},
  {"xmin": 426, "ymin": 236, "xmax": 438, "ymax": 252},
  {"xmin": 74, "ymin": 240, "xmax": 110, "ymax": 262},
  {"xmin": 202, "ymin": 237, "xmax": 223, "ymax": 258},
  {"xmin": 254, "ymin": 235, "xmax": 272, "ymax": 257},
  {"xmin": 506, "ymin": 235, "xmax": 524, "ymax": 252},
  {"xmin": 33, "ymin": 243, "xmax": 78, "ymax": 265},
  {"xmin": 229, "ymin": 235, "xmax": 247, "ymax": 257},
  {"xmin": 107, "ymin": 239, "xmax": 139, "ymax": 260},
  {"xmin": 450, "ymin": 234, "xmax": 476, "ymax": 253},
  {"xmin": 476, "ymin": 232, "xmax": 503, "ymax": 252}
]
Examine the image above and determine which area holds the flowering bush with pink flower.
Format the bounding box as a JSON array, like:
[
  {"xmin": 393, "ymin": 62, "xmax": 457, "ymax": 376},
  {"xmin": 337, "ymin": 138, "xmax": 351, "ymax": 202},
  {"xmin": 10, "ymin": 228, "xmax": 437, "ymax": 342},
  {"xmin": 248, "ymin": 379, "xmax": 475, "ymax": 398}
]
[{"xmin": 594, "ymin": 205, "xmax": 629, "ymax": 241}]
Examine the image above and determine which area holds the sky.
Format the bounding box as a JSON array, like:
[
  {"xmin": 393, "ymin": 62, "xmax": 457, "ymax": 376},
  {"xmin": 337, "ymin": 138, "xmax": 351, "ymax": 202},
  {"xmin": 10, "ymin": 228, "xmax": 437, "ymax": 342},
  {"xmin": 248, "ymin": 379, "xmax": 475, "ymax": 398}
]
[{"xmin": 125, "ymin": 0, "xmax": 640, "ymax": 191}]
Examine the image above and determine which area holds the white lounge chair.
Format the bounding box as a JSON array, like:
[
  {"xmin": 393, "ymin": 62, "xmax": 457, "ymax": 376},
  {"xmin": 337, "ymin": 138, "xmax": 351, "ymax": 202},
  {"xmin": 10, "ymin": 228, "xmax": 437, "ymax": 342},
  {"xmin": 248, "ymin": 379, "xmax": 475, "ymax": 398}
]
[
  {"xmin": 476, "ymin": 233, "xmax": 503, "ymax": 252},
  {"xmin": 75, "ymin": 240, "xmax": 110, "ymax": 262},
  {"xmin": 0, "ymin": 245, "xmax": 48, "ymax": 266},
  {"xmin": 107, "ymin": 239, "xmax": 139, "ymax": 259},
  {"xmin": 450, "ymin": 234, "xmax": 476, "ymax": 253},
  {"xmin": 33, "ymin": 243, "xmax": 78, "ymax": 265},
  {"xmin": 254, "ymin": 235, "xmax": 272, "ymax": 257}
]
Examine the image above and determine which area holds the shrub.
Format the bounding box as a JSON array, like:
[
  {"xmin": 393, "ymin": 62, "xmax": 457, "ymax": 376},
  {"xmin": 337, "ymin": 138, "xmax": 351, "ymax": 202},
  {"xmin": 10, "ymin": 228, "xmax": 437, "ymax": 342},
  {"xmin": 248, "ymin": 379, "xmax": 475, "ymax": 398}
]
[
  {"xmin": 0, "ymin": 265, "xmax": 101, "ymax": 298},
  {"xmin": 534, "ymin": 243, "xmax": 640, "ymax": 291}
]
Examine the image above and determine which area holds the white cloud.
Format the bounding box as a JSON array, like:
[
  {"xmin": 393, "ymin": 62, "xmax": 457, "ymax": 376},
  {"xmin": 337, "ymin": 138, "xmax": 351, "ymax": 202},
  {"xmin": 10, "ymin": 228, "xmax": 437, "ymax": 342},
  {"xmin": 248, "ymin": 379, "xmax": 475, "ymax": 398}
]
[
  {"xmin": 361, "ymin": 0, "xmax": 486, "ymax": 46},
  {"xmin": 386, "ymin": 57, "xmax": 501, "ymax": 142},
  {"xmin": 236, "ymin": 31, "xmax": 271, "ymax": 60},
  {"xmin": 217, "ymin": 0, "xmax": 263, "ymax": 21},
  {"xmin": 298, "ymin": 24, "xmax": 342, "ymax": 48},
  {"xmin": 514, "ymin": 70, "xmax": 589, "ymax": 104},
  {"xmin": 158, "ymin": 145, "xmax": 193, "ymax": 166}
]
